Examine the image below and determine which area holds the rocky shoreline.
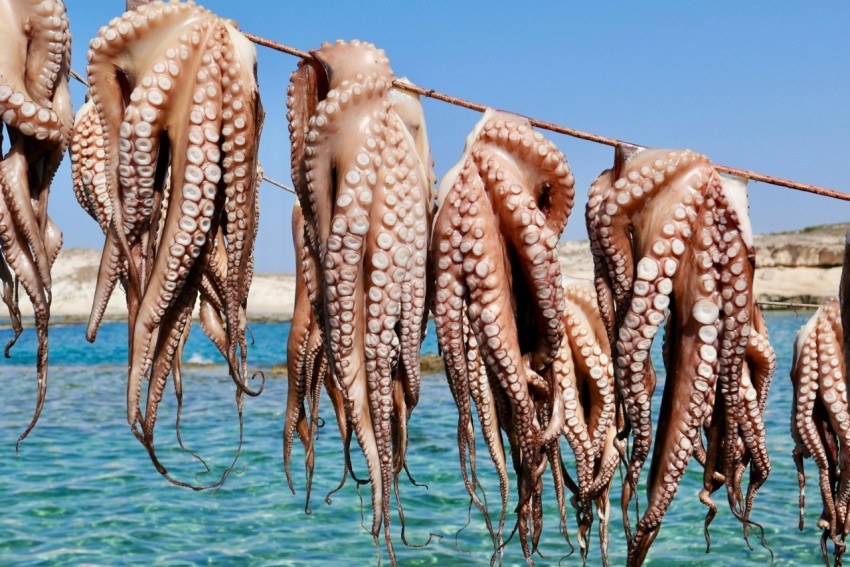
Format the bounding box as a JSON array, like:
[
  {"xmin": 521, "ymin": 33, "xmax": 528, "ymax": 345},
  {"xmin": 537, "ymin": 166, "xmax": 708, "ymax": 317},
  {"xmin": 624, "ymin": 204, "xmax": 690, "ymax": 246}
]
[{"xmin": 24, "ymin": 223, "xmax": 849, "ymax": 323}]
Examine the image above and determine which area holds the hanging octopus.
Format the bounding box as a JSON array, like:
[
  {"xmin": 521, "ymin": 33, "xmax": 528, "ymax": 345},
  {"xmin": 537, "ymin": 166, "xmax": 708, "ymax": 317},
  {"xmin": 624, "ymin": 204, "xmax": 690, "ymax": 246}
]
[
  {"xmin": 792, "ymin": 233, "xmax": 850, "ymax": 566},
  {"xmin": 587, "ymin": 148, "xmax": 770, "ymax": 565},
  {"xmin": 554, "ymin": 277, "xmax": 620, "ymax": 565},
  {"xmin": 283, "ymin": 82, "xmax": 433, "ymax": 517},
  {"xmin": 431, "ymin": 109, "xmax": 576, "ymax": 563},
  {"xmin": 73, "ymin": 0, "xmax": 264, "ymax": 485},
  {"xmin": 0, "ymin": 0, "xmax": 72, "ymax": 448},
  {"xmin": 286, "ymin": 40, "xmax": 434, "ymax": 563}
]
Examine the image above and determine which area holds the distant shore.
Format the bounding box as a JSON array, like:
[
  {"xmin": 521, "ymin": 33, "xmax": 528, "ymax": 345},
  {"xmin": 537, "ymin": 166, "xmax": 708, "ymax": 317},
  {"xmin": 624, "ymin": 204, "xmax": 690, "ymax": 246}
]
[{"xmin": 22, "ymin": 223, "xmax": 848, "ymax": 323}]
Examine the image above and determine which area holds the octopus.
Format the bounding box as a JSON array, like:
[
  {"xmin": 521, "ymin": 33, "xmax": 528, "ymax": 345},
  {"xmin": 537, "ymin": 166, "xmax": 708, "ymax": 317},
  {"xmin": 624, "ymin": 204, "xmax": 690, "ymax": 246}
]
[
  {"xmin": 286, "ymin": 40, "xmax": 434, "ymax": 563},
  {"xmin": 431, "ymin": 109, "xmax": 578, "ymax": 563},
  {"xmin": 72, "ymin": 0, "xmax": 264, "ymax": 486},
  {"xmin": 792, "ymin": 240, "xmax": 850, "ymax": 566},
  {"xmin": 0, "ymin": 0, "xmax": 73, "ymax": 448},
  {"xmin": 283, "ymin": 200, "xmax": 340, "ymax": 512},
  {"xmin": 587, "ymin": 147, "xmax": 771, "ymax": 565}
]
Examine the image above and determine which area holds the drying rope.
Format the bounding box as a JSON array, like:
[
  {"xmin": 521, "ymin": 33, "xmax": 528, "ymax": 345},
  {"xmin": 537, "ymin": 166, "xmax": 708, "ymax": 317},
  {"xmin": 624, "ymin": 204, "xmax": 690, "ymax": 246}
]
[
  {"xmin": 261, "ymin": 175, "xmax": 296, "ymax": 194},
  {"xmin": 69, "ymin": 68, "xmax": 88, "ymax": 88},
  {"xmin": 68, "ymin": 39, "xmax": 849, "ymax": 202},
  {"xmin": 241, "ymin": 32, "xmax": 850, "ymax": 203}
]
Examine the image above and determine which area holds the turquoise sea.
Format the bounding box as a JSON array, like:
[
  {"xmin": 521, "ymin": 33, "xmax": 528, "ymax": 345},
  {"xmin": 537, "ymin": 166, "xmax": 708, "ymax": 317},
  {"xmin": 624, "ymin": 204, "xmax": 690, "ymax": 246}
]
[{"xmin": 0, "ymin": 311, "xmax": 834, "ymax": 565}]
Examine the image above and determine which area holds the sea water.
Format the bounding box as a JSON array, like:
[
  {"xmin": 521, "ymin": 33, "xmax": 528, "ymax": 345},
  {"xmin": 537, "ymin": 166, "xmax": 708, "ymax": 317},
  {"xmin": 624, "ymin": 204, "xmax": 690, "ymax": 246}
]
[{"xmin": 0, "ymin": 312, "xmax": 830, "ymax": 565}]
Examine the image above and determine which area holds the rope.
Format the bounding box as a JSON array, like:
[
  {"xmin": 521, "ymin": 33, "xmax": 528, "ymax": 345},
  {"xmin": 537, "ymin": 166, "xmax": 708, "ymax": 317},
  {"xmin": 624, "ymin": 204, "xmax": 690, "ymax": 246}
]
[
  {"xmin": 69, "ymin": 68, "xmax": 89, "ymax": 88},
  {"xmin": 241, "ymin": 32, "xmax": 850, "ymax": 203},
  {"xmin": 261, "ymin": 175, "xmax": 296, "ymax": 194},
  {"xmin": 67, "ymin": 39, "xmax": 849, "ymax": 201}
]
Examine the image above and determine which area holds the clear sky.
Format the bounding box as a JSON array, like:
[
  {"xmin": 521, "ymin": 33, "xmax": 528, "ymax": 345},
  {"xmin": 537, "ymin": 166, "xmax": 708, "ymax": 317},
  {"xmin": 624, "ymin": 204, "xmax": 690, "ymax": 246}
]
[{"xmin": 53, "ymin": 1, "xmax": 850, "ymax": 272}]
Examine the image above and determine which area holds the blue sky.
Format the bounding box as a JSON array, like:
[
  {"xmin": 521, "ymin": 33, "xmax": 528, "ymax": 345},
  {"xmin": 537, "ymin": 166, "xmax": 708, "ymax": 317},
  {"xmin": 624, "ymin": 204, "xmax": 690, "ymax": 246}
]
[{"xmin": 55, "ymin": 1, "xmax": 850, "ymax": 272}]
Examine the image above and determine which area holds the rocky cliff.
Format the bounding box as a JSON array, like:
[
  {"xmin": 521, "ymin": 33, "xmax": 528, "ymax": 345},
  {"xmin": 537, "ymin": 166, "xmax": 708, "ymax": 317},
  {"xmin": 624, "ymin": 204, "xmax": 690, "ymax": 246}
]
[
  {"xmin": 557, "ymin": 223, "xmax": 850, "ymax": 307},
  {"xmin": 16, "ymin": 223, "xmax": 848, "ymax": 321}
]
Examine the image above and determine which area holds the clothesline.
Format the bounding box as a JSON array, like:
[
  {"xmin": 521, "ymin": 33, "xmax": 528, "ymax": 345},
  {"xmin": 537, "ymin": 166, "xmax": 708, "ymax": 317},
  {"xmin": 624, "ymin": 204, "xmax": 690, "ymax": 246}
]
[
  {"xmin": 240, "ymin": 31, "xmax": 850, "ymax": 203},
  {"xmin": 66, "ymin": 34, "xmax": 849, "ymax": 203}
]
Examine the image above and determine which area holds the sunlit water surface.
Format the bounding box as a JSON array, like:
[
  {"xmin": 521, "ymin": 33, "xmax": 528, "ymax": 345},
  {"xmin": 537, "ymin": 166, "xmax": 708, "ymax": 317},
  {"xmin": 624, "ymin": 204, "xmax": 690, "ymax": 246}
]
[{"xmin": 0, "ymin": 312, "xmax": 831, "ymax": 564}]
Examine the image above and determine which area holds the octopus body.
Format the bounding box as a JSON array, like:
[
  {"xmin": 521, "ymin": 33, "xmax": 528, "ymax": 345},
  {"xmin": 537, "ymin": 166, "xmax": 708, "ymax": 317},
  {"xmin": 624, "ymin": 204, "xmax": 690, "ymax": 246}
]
[
  {"xmin": 431, "ymin": 109, "xmax": 575, "ymax": 563},
  {"xmin": 587, "ymin": 148, "xmax": 770, "ymax": 565},
  {"xmin": 792, "ymin": 264, "xmax": 850, "ymax": 565},
  {"xmin": 0, "ymin": 0, "xmax": 72, "ymax": 447},
  {"xmin": 286, "ymin": 40, "xmax": 434, "ymax": 562},
  {"xmin": 74, "ymin": 0, "xmax": 264, "ymax": 484}
]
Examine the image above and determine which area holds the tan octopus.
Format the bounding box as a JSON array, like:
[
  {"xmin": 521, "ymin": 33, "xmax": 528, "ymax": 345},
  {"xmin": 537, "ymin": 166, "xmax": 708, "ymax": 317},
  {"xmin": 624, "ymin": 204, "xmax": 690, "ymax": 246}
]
[
  {"xmin": 71, "ymin": 0, "xmax": 264, "ymax": 486},
  {"xmin": 283, "ymin": 200, "xmax": 341, "ymax": 512},
  {"xmin": 432, "ymin": 109, "xmax": 592, "ymax": 564},
  {"xmin": 286, "ymin": 40, "xmax": 434, "ymax": 563},
  {"xmin": 0, "ymin": 0, "xmax": 72, "ymax": 448},
  {"xmin": 792, "ymin": 235, "xmax": 850, "ymax": 566},
  {"xmin": 587, "ymin": 147, "xmax": 771, "ymax": 565}
]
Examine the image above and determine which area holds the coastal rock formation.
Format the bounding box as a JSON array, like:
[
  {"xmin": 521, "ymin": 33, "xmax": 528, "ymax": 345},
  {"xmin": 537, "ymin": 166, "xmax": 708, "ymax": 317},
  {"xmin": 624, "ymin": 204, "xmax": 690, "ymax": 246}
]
[{"xmin": 27, "ymin": 223, "xmax": 848, "ymax": 322}]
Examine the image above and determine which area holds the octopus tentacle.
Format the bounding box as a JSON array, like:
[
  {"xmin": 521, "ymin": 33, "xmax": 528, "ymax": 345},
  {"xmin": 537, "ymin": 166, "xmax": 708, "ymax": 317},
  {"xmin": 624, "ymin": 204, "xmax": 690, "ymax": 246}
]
[
  {"xmin": 712, "ymin": 180, "xmax": 770, "ymax": 534},
  {"xmin": 284, "ymin": 203, "xmax": 314, "ymax": 494},
  {"xmin": 70, "ymin": 99, "xmax": 124, "ymax": 343},
  {"xmin": 126, "ymin": 49, "xmax": 222, "ymax": 433},
  {"xmin": 218, "ymin": 23, "xmax": 263, "ymax": 390},
  {"xmin": 170, "ymin": 319, "xmax": 209, "ymax": 471},
  {"xmin": 2, "ymin": 146, "xmax": 51, "ymax": 296},
  {"xmin": 87, "ymin": 232, "xmax": 123, "ymax": 342},
  {"xmin": 465, "ymin": 312, "xmax": 509, "ymax": 552},
  {"xmin": 0, "ymin": 255, "xmax": 22, "ymax": 355},
  {"xmin": 85, "ymin": 1, "xmax": 198, "ymax": 289},
  {"xmin": 435, "ymin": 267, "xmax": 494, "ymax": 541},
  {"xmin": 629, "ymin": 292, "xmax": 718, "ymax": 565},
  {"xmin": 141, "ymin": 247, "xmax": 205, "ymax": 449},
  {"xmin": 0, "ymin": 151, "xmax": 50, "ymax": 447},
  {"xmin": 21, "ymin": 0, "xmax": 70, "ymax": 108}
]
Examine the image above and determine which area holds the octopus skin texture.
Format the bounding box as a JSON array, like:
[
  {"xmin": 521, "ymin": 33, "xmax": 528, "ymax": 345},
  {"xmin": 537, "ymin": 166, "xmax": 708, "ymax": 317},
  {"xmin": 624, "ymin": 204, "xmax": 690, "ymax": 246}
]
[
  {"xmin": 75, "ymin": 0, "xmax": 264, "ymax": 486},
  {"xmin": 287, "ymin": 40, "xmax": 434, "ymax": 563},
  {"xmin": 587, "ymin": 148, "xmax": 769, "ymax": 565},
  {"xmin": 0, "ymin": 0, "xmax": 73, "ymax": 448},
  {"xmin": 792, "ymin": 276, "xmax": 850, "ymax": 564},
  {"xmin": 431, "ymin": 108, "xmax": 575, "ymax": 564}
]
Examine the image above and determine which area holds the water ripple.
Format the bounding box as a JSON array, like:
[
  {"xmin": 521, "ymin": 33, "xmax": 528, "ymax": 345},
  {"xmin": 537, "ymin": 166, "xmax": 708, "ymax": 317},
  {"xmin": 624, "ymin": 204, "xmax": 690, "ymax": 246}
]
[{"xmin": 0, "ymin": 312, "xmax": 833, "ymax": 564}]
